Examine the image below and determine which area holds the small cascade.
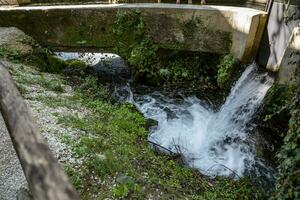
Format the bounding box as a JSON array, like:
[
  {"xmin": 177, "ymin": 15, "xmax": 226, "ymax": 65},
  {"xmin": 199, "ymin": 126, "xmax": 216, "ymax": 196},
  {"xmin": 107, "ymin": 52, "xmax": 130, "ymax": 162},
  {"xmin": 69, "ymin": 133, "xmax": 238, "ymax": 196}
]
[
  {"xmin": 115, "ymin": 63, "xmax": 274, "ymax": 178},
  {"xmin": 56, "ymin": 52, "xmax": 275, "ymax": 179}
]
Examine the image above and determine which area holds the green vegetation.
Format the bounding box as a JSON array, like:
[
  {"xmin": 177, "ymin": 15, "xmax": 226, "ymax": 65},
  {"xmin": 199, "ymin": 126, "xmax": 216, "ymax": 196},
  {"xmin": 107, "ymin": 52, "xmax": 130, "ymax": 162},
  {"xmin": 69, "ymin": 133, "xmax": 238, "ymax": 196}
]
[
  {"xmin": 55, "ymin": 75, "xmax": 264, "ymax": 199},
  {"xmin": 9, "ymin": 65, "xmax": 65, "ymax": 93},
  {"xmin": 216, "ymin": 54, "xmax": 240, "ymax": 89},
  {"xmin": 4, "ymin": 24, "xmax": 294, "ymax": 200},
  {"xmin": 262, "ymin": 84, "xmax": 297, "ymax": 137},
  {"xmin": 0, "ymin": 46, "xmax": 23, "ymax": 61},
  {"xmin": 260, "ymin": 83, "xmax": 300, "ymax": 200},
  {"xmin": 35, "ymin": 50, "xmax": 87, "ymax": 74},
  {"xmin": 271, "ymin": 90, "xmax": 300, "ymax": 200},
  {"xmin": 113, "ymin": 10, "xmax": 222, "ymax": 88},
  {"xmin": 6, "ymin": 58, "xmax": 264, "ymax": 199}
]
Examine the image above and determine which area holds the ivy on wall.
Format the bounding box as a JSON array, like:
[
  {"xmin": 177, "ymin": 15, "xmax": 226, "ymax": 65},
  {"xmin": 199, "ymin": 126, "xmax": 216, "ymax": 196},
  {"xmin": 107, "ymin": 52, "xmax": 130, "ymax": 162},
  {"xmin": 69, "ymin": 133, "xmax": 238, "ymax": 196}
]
[{"xmin": 271, "ymin": 88, "xmax": 300, "ymax": 200}]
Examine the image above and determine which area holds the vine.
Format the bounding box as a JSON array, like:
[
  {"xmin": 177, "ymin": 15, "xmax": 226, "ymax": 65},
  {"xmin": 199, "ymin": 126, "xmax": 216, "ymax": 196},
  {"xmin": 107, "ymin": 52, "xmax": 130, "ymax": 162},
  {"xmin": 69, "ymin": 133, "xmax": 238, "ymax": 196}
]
[{"xmin": 270, "ymin": 88, "xmax": 300, "ymax": 200}]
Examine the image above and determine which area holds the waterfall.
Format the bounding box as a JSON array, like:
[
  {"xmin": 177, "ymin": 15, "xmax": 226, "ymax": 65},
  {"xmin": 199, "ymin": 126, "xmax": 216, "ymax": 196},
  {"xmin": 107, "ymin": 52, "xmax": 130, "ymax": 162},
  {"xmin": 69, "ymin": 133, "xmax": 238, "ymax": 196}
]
[
  {"xmin": 56, "ymin": 52, "xmax": 275, "ymax": 178},
  {"xmin": 116, "ymin": 63, "xmax": 274, "ymax": 178}
]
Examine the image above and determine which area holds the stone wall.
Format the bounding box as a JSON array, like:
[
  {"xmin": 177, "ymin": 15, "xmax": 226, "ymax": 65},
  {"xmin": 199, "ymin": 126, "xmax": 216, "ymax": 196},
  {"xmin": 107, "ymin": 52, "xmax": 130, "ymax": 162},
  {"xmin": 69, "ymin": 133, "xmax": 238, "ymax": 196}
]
[
  {"xmin": 27, "ymin": 0, "xmax": 268, "ymax": 10},
  {"xmin": 0, "ymin": 0, "xmax": 30, "ymax": 5},
  {"xmin": 277, "ymin": 27, "xmax": 300, "ymax": 86},
  {"xmin": 0, "ymin": 0, "xmax": 18, "ymax": 5},
  {"xmin": 0, "ymin": 4, "xmax": 267, "ymax": 62},
  {"xmin": 28, "ymin": 0, "xmax": 267, "ymax": 10}
]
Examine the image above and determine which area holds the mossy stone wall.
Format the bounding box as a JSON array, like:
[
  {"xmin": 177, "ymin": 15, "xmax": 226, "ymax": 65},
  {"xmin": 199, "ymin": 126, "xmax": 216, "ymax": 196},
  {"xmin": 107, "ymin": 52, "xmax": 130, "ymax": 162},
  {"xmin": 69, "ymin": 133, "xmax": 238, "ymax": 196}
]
[{"xmin": 0, "ymin": 4, "xmax": 266, "ymax": 62}]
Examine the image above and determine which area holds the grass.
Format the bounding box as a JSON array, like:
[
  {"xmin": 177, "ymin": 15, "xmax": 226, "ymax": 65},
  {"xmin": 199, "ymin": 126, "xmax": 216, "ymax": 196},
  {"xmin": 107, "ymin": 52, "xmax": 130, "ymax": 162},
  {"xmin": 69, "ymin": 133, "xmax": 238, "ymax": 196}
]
[
  {"xmin": 9, "ymin": 64, "xmax": 65, "ymax": 93},
  {"xmin": 54, "ymin": 76, "xmax": 264, "ymax": 199}
]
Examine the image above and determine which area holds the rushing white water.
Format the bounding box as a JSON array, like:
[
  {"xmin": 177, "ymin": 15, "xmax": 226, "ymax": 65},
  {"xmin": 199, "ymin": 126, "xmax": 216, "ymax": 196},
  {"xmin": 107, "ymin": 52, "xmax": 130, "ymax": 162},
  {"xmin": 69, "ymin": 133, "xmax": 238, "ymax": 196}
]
[
  {"xmin": 55, "ymin": 52, "xmax": 120, "ymax": 66},
  {"xmin": 115, "ymin": 63, "xmax": 274, "ymax": 177},
  {"xmin": 56, "ymin": 51, "xmax": 274, "ymax": 178}
]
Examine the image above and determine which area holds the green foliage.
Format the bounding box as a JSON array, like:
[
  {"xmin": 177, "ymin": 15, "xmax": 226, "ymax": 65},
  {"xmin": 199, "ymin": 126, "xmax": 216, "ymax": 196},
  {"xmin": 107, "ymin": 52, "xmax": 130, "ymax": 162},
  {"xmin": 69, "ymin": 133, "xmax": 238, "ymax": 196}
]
[
  {"xmin": 128, "ymin": 38, "xmax": 158, "ymax": 75},
  {"xmin": 201, "ymin": 177, "xmax": 265, "ymax": 200},
  {"xmin": 259, "ymin": 83, "xmax": 297, "ymax": 141},
  {"xmin": 113, "ymin": 10, "xmax": 145, "ymax": 59},
  {"xmin": 271, "ymin": 90, "xmax": 300, "ymax": 200},
  {"xmin": 9, "ymin": 65, "xmax": 65, "ymax": 93},
  {"xmin": 67, "ymin": 60, "xmax": 86, "ymax": 71},
  {"xmin": 49, "ymin": 71, "xmax": 263, "ymax": 199},
  {"xmin": 217, "ymin": 54, "xmax": 239, "ymax": 89},
  {"xmin": 76, "ymin": 76, "xmax": 109, "ymax": 100},
  {"xmin": 264, "ymin": 84, "xmax": 295, "ymax": 121},
  {"xmin": 45, "ymin": 54, "xmax": 68, "ymax": 73},
  {"xmin": 113, "ymin": 10, "xmax": 221, "ymax": 88},
  {"xmin": 160, "ymin": 54, "xmax": 218, "ymax": 86},
  {"xmin": 0, "ymin": 46, "xmax": 22, "ymax": 61},
  {"xmin": 64, "ymin": 164, "xmax": 84, "ymax": 190},
  {"xmin": 112, "ymin": 175, "xmax": 141, "ymax": 198}
]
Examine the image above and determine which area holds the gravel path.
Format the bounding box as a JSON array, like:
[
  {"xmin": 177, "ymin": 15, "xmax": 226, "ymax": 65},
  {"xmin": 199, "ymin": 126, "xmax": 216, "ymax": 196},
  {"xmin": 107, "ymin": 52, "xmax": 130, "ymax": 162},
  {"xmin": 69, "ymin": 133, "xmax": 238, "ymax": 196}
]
[
  {"xmin": 0, "ymin": 114, "xmax": 28, "ymax": 200},
  {"xmin": 0, "ymin": 27, "xmax": 83, "ymax": 199}
]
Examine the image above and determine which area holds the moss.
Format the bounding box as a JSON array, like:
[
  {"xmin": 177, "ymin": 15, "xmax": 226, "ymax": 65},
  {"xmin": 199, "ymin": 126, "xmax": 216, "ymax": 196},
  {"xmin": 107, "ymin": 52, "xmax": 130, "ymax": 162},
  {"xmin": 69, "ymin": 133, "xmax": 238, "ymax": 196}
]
[
  {"xmin": 67, "ymin": 60, "xmax": 86, "ymax": 70},
  {"xmin": 45, "ymin": 54, "xmax": 68, "ymax": 73}
]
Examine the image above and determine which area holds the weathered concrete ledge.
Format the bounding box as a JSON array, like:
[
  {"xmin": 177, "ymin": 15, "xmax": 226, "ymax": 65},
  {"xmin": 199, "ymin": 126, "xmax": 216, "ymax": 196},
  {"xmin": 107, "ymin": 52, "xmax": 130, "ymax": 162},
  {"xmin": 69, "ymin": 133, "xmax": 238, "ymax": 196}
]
[
  {"xmin": 0, "ymin": 4, "xmax": 267, "ymax": 62},
  {"xmin": 278, "ymin": 27, "xmax": 300, "ymax": 86}
]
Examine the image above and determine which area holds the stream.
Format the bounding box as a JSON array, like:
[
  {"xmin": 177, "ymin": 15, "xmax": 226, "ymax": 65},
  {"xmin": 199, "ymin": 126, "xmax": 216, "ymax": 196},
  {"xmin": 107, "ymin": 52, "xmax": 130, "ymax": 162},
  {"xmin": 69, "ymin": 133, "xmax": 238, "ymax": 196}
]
[{"xmin": 56, "ymin": 52, "xmax": 276, "ymax": 183}]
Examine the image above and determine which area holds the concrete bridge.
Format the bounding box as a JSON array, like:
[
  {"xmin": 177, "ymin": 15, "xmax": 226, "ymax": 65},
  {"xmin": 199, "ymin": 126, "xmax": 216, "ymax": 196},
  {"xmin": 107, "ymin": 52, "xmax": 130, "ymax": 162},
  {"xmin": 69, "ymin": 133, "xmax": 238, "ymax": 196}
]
[{"xmin": 0, "ymin": 4, "xmax": 267, "ymax": 62}]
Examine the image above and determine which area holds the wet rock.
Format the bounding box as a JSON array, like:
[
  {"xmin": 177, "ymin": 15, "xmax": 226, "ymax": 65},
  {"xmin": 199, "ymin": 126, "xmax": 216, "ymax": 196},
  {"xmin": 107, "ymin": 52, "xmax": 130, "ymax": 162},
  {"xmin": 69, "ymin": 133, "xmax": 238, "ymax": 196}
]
[
  {"xmin": 87, "ymin": 55, "xmax": 130, "ymax": 83},
  {"xmin": 145, "ymin": 118, "xmax": 158, "ymax": 129},
  {"xmin": 116, "ymin": 174, "xmax": 134, "ymax": 185}
]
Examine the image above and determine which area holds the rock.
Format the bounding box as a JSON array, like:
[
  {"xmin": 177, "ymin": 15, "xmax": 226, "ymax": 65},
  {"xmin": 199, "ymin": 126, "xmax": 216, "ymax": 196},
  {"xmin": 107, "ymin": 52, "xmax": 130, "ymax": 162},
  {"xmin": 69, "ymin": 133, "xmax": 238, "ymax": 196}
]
[
  {"xmin": 116, "ymin": 174, "xmax": 134, "ymax": 185},
  {"xmin": 0, "ymin": 27, "xmax": 34, "ymax": 58},
  {"xmin": 87, "ymin": 54, "xmax": 130, "ymax": 83},
  {"xmin": 145, "ymin": 118, "xmax": 158, "ymax": 129}
]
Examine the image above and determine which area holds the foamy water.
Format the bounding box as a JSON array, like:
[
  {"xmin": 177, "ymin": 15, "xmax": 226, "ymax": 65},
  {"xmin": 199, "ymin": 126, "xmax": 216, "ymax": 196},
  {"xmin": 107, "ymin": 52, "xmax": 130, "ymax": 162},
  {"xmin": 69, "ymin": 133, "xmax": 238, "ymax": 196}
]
[
  {"xmin": 115, "ymin": 64, "xmax": 274, "ymax": 177},
  {"xmin": 56, "ymin": 52, "xmax": 275, "ymax": 178}
]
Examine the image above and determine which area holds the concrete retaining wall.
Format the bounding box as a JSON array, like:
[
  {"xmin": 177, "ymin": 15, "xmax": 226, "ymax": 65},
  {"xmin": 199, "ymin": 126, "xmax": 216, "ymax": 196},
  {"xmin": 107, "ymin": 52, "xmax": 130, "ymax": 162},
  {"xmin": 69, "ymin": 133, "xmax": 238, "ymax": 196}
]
[
  {"xmin": 256, "ymin": 1, "xmax": 300, "ymax": 71},
  {"xmin": 0, "ymin": 0, "xmax": 30, "ymax": 5},
  {"xmin": 277, "ymin": 27, "xmax": 300, "ymax": 86},
  {"xmin": 0, "ymin": 0, "xmax": 17, "ymax": 5},
  {"xmin": 0, "ymin": 4, "xmax": 267, "ymax": 62},
  {"xmin": 28, "ymin": 0, "xmax": 268, "ymax": 11}
]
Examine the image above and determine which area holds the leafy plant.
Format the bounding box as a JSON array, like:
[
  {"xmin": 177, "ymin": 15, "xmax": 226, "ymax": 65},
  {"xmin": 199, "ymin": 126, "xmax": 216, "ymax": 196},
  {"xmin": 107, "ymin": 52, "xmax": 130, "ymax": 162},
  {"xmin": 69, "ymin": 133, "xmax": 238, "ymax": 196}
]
[
  {"xmin": 271, "ymin": 90, "xmax": 300, "ymax": 200},
  {"xmin": 217, "ymin": 54, "xmax": 239, "ymax": 89}
]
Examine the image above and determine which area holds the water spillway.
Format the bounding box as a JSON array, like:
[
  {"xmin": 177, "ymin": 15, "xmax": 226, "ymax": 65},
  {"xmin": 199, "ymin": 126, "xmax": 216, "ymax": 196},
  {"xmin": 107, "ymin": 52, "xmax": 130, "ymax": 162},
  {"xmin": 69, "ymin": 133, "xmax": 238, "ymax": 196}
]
[
  {"xmin": 116, "ymin": 64, "xmax": 274, "ymax": 178},
  {"xmin": 57, "ymin": 52, "xmax": 275, "ymax": 179}
]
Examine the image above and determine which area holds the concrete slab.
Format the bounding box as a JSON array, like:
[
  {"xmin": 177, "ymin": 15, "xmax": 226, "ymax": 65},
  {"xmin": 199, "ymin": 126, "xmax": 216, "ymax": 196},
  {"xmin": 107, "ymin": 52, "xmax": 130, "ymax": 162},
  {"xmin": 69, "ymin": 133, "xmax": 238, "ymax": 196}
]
[
  {"xmin": 0, "ymin": 4, "xmax": 267, "ymax": 62},
  {"xmin": 278, "ymin": 27, "xmax": 300, "ymax": 86}
]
